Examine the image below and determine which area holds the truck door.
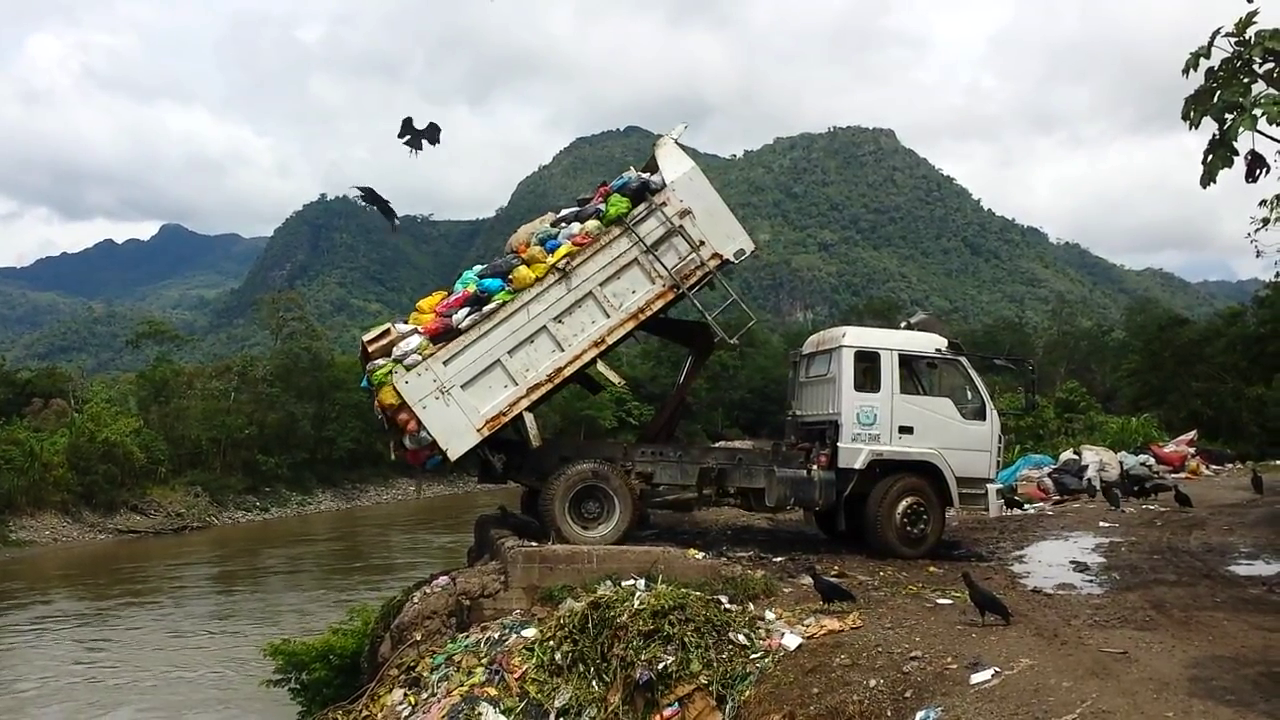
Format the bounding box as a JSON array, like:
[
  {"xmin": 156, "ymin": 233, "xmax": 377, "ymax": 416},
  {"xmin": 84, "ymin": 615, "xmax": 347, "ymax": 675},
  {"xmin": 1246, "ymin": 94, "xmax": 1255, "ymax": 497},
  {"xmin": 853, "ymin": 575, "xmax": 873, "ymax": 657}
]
[
  {"xmin": 844, "ymin": 348, "xmax": 891, "ymax": 445},
  {"xmin": 891, "ymin": 352, "xmax": 994, "ymax": 479}
]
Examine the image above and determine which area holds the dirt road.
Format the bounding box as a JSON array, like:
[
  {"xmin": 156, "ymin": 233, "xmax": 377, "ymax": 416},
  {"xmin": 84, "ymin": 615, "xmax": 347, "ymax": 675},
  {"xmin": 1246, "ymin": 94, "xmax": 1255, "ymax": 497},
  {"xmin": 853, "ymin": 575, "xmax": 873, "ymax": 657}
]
[{"xmin": 639, "ymin": 471, "xmax": 1278, "ymax": 719}]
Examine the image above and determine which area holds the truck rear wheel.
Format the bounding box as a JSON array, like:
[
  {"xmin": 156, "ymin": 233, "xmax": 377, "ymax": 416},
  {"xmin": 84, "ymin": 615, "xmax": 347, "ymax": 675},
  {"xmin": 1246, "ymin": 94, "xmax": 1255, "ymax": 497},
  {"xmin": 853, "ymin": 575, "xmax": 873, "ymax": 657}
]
[
  {"xmin": 863, "ymin": 472, "xmax": 944, "ymax": 559},
  {"xmin": 538, "ymin": 460, "xmax": 637, "ymax": 545}
]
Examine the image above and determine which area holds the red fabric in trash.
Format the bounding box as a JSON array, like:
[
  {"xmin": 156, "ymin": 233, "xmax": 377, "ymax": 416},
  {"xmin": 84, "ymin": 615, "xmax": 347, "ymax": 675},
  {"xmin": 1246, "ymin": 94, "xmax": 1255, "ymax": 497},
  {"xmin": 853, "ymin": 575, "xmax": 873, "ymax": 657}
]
[
  {"xmin": 570, "ymin": 234, "xmax": 595, "ymax": 248},
  {"xmin": 422, "ymin": 315, "xmax": 455, "ymax": 340},
  {"xmin": 434, "ymin": 289, "xmax": 474, "ymax": 317},
  {"xmin": 591, "ymin": 182, "xmax": 611, "ymax": 205},
  {"xmin": 404, "ymin": 448, "xmax": 429, "ymax": 466},
  {"xmin": 1148, "ymin": 443, "xmax": 1188, "ymax": 471}
]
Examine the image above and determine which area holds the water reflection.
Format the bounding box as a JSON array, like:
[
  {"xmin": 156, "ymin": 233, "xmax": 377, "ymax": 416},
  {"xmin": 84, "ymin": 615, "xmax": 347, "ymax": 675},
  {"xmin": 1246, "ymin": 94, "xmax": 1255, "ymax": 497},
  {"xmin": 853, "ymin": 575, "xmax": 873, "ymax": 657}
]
[{"xmin": 0, "ymin": 488, "xmax": 515, "ymax": 720}]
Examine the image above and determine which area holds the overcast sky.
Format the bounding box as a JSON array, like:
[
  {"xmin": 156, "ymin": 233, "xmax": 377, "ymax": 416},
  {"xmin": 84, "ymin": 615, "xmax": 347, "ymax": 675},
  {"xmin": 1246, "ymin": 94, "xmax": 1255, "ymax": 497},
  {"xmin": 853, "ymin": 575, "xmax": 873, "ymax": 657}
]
[{"xmin": 0, "ymin": 1, "xmax": 1273, "ymax": 280}]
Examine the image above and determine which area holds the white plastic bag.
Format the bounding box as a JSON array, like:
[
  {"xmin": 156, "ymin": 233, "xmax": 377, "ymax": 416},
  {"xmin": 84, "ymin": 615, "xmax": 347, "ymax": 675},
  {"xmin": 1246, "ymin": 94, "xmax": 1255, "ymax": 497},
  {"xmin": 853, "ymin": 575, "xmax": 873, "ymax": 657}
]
[{"xmin": 391, "ymin": 333, "xmax": 425, "ymax": 361}]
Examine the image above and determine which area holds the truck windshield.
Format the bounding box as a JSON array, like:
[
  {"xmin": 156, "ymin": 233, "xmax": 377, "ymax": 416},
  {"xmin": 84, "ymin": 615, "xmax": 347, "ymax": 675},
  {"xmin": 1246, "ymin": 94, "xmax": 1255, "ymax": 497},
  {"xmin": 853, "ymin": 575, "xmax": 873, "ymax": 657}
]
[{"xmin": 898, "ymin": 354, "xmax": 987, "ymax": 422}]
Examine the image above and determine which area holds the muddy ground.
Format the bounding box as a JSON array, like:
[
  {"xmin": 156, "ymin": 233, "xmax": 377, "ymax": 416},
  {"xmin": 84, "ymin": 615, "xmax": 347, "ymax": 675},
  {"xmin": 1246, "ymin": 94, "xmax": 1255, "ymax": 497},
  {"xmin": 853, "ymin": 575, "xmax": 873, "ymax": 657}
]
[{"xmin": 636, "ymin": 470, "xmax": 1278, "ymax": 720}]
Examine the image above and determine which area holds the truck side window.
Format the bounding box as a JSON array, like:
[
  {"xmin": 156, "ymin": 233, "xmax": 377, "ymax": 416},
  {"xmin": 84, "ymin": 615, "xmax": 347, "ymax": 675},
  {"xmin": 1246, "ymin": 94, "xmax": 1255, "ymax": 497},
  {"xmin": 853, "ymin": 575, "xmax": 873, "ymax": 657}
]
[
  {"xmin": 897, "ymin": 354, "xmax": 987, "ymax": 422},
  {"xmin": 802, "ymin": 351, "xmax": 832, "ymax": 378},
  {"xmin": 853, "ymin": 350, "xmax": 881, "ymax": 393}
]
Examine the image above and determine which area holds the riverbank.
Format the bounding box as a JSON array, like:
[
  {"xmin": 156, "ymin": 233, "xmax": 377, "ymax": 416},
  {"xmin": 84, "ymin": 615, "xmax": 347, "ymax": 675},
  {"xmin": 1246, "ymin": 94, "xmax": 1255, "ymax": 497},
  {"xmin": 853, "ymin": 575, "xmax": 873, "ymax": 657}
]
[{"xmin": 0, "ymin": 475, "xmax": 482, "ymax": 550}]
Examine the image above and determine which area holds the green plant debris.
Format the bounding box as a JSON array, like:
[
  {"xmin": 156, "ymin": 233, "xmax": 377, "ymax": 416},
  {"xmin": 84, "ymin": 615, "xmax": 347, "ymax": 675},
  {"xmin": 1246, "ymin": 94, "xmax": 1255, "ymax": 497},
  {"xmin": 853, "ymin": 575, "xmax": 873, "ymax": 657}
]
[{"xmin": 322, "ymin": 579, "xmax": 786, "ymax": 720}]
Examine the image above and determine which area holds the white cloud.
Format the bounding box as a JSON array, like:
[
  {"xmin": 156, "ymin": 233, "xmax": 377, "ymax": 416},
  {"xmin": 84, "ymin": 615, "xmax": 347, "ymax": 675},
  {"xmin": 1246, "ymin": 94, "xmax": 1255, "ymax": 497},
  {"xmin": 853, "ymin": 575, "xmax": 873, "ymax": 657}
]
[{"xmin": 0, "ymin": 0, "xmax": 1274, "ymax": 280}]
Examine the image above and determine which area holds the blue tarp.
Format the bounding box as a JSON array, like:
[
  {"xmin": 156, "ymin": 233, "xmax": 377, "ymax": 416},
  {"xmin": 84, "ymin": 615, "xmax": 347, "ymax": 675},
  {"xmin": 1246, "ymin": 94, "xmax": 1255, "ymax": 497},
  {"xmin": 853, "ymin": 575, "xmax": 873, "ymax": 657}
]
[{"xmin": 995, "ymin": 453, "xmax": 1055, "ymax": 487}]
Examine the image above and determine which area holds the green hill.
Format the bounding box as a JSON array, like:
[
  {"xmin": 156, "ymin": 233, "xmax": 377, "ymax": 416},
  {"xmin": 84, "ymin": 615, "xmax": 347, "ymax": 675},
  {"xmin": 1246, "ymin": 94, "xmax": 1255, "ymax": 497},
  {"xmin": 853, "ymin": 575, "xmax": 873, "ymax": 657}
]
[{"xmin": 0, "ymin": 125, "xmax": 1264, "ymax": 370}]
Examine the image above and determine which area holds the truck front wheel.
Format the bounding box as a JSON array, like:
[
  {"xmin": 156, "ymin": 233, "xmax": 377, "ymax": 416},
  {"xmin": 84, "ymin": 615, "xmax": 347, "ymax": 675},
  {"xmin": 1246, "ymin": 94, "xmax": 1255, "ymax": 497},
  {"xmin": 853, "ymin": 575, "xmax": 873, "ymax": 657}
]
[
  {"xmin": 863, "ymin": 472, "xmax": 945, "ymax": 559},
  {"xmin": 538, "ymin": 460, "xmax": 637, "ymax": 545}
]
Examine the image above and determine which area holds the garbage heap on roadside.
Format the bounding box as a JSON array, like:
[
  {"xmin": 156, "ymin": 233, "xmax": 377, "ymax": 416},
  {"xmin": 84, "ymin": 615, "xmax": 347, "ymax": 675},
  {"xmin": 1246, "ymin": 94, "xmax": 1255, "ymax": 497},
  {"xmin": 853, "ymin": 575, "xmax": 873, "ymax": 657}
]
[
  {"xmin": 324, "ymin": 578, "xmax": 799, "ymax": 720},
  {"xmin": 357, "ymin": 168, "xmax": 667, "ymax": 470},
  {"xmin": 997, "ymin": 429, "xmax": 1232, "ymax": 502}
]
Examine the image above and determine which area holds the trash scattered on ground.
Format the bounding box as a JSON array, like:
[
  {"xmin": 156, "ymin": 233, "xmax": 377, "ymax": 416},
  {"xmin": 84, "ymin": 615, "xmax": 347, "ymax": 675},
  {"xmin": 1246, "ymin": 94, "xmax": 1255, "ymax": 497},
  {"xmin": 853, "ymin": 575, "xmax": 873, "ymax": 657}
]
[
  {"xmin": 967, "ymin": 666, "xmax": 1001, "ymax": 685},
  {"xmin": 933, "ymin": 598, "xmax": 955, "ymax": 606},
  {"xmin": 359, "ymin": 163, "xmax": 667, "ymax": 469},
  {"xmin": 996, "ymin": 428, "xmax": 1242, "ymax": 513},
  {"xmin": 913, "ymin": 705, "xmax": 944, "ymax": 720},
  {"xmin": 1010, "ymin": 533, "xmax": 1117, "ymax": 595},
  {"xmin": 1097, "ymin": 648, "xmax": 1129, "ymax": 655},
  {"xmin": 1227, "ymin": 557, "xmax": 1280, "ymax": 577},
  {"xmin": 324, "ymin": 577, "xmax": 864, "ymax": 720},
  {"xmin": 1097, "ymin": 521, "xmax": 1118, "ymax": 528}
]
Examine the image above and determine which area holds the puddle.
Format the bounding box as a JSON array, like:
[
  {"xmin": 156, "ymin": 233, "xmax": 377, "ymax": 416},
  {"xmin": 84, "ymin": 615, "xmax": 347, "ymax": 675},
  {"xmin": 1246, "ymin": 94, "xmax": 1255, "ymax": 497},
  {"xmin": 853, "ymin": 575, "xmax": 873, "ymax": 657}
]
[
  {"xmin": 1227, "ymin": 558, "xmax": 1280, "ymax": 577},
  {"xmin": 1010, "ymin": 532, "xmax": 1117, "ymax": 594}
]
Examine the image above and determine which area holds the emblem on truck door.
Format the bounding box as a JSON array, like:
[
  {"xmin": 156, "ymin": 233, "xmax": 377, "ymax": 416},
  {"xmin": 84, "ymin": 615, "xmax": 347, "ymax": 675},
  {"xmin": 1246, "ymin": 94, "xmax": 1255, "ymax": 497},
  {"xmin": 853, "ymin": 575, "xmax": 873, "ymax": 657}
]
[{"xmin": 852, "ymin": 403, "xmax": 882, "ymax": 443}]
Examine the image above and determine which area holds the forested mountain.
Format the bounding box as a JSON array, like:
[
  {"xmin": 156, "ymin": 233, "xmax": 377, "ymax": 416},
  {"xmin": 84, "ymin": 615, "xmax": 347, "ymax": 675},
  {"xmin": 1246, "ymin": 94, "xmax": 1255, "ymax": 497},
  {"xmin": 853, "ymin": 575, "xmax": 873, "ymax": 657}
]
[
  {"xmin": 0, "ymin": 125, "xmax": 1263, "ymax": 370},
  {"xmin": 0, "ymin": 225, "xmax": 266, "ymax": 356}
]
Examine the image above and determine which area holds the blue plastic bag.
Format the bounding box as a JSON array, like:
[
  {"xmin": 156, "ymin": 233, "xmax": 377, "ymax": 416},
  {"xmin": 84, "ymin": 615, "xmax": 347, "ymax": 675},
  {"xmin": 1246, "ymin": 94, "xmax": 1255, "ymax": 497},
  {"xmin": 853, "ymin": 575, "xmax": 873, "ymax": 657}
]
[
  {"xmin": 995, "ymin": 453, "xmax": 1055, "ymax": 487},
  {"xmin": 474, "ymin": 277, "xmax": 506, "ymax": 297}
]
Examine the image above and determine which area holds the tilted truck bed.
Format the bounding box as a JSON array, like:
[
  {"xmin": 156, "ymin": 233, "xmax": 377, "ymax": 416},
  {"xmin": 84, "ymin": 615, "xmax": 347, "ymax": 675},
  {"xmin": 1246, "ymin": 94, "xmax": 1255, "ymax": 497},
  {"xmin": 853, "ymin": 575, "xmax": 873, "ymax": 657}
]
[{"xmin": 394, "ymin": 128, "xmax": 758, "ymax": 461}]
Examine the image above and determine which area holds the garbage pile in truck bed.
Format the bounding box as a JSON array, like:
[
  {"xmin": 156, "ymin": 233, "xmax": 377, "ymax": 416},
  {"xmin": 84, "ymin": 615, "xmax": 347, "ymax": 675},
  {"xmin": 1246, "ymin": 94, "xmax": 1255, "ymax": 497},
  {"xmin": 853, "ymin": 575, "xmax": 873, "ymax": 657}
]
[{"xmin": 359, "ymin": 167, "xmax": 667, "ymax": 469}]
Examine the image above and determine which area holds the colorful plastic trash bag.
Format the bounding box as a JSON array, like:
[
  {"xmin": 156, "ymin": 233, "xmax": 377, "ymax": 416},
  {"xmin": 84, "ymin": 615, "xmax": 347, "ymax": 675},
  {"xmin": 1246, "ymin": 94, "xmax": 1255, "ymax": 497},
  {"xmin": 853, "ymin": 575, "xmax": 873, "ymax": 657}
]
[
  {"xmin": 478, "ymin": 254, "xmax": 522, "ymax": 279},
  {"xmin": 453, "ymin": 268, "xmax": 480, "ymax": 293},
  {"xmin": 492, "ymin": 289, "xmax": 516, "ymax": 303},
  {"xmin": 580, "ymin": 218, "xmax": 605, "ymax": 238},
  {"xmin": 407, "ymin": 310, "xmax": 435, "ymax": 326},
  {"xmin": 543, "ymin": 238, "xmax": 563, "ymax": 254},
  {"xmin": 509, "ymin": 265, "xmax": 536, "ymax": 291},
  {"xmin": 365, "ymin": 358, "xmax": 392, "ymax": 375},
  {"xmin": 532, "ymin": 226, "xmax": 559, "ymax": 245},
  {"xmin": 423, "ymin": 316, "xmax": 459, "ymax": 345},
  {"xmin": 548, "ymin": 244, "xmax": 578, "ymax": 265},
  {"xmin": 521, "ymin": 246, "xmax": 548, "ymax": 265},
  {"xmin": 452, "ymin": 306, "xmax": 473, "ymax": 325},
  {"xmin": 601, "ymin": 194, "xmax": 633, "ymax": 225},
  {"xmin": 609, "ymin": 170, "xmax": 639, "ymax": 193},
  {"xmin": 376, "ymin": 384, "xmax": 403, "ymax": 410},
  {"xmin": 570, "ymin": 234, "xmax": 595, "ymax": 248},
  {"xmin": 369, "ymin": 363, "xmax": 395, "ymax": 388},
  {"xmin": 557, "ymin": 222, "xmax": 583, "ymax": 243},
  {"xmin": 475, "ymin": 277, "xmax": 506, "ymax": 297},
  {"xmin": 434, "ymin": 289, "xmax": 474, "ymax": 317},
  {"xmin": 391, "ymin": 332, "xmax": 425, "ymax": 361},
  {"xmin": 529, "ymin": 262, "xmax": 550, "ymax": 278},
  {"xmin": 575, "ymin": 203, "xmax": 605, "ymax": 224},
  {"xmin": 415, "ymin": 291, "xmax": 448, "ymax": 314}
]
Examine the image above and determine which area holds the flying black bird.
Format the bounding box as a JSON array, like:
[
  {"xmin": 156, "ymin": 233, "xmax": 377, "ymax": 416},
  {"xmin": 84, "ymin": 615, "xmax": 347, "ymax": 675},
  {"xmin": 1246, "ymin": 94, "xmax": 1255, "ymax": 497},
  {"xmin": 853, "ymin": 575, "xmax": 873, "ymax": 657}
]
[
  {"xmin": 1251, "ymin": 467, "xmax": 1265, "ymax": 497},
  {"xmin": 960, "ymin": 570, "xmax": 1012, "ymax": 626},
  {"xmin": 808, "ymin": 565, "xmax": 857, "ymax": 605},
  {"xmin": 1103, "ymin": 485, "xmax": 1122, "ymax": 511},
  {"xmin": 1085, "ymin": 479, "xmax": 1098, "ymax": 500},
  {"xmin": 397, "ymin": 116, "xmax": 442, "ymax": 156},
  {"xmin": 351, "ymin": 185, "xmax": 399, "ymax": 232},
  {"xmin": 1173, "ymin": 484, "xmax": 1194, "ymax": 510},
  {"xmin": 1148, "ymin": 481, "xmax": 1173, "ymax": 499},
  {"xmin": 496, "ymin": 504, "xmax": 547, "ymax": 543}
]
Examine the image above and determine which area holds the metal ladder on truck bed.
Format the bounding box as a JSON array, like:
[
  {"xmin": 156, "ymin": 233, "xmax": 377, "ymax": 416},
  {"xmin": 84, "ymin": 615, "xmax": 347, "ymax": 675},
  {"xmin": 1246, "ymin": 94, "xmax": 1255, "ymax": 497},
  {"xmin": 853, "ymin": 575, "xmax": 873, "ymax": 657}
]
[{"xmin": 622, "ymin": 205, "xmax": 757, "ymax": 345}]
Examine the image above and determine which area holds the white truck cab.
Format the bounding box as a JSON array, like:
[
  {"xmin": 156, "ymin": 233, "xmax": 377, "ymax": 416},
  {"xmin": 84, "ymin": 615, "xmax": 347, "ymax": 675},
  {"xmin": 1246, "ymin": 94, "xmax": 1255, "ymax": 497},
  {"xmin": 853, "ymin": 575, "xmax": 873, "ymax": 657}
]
[{"xmin": 787, "ymin": 325, "xmax": 1017, "ymax": 557}]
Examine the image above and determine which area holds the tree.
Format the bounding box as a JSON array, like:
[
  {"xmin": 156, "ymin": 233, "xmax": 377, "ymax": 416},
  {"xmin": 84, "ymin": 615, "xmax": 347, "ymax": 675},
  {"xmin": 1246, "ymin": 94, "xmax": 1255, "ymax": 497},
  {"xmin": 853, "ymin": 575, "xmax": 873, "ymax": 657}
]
[{"xmin": 1181, "ymin": 1, "xmax": 1280, "ymax": 270}]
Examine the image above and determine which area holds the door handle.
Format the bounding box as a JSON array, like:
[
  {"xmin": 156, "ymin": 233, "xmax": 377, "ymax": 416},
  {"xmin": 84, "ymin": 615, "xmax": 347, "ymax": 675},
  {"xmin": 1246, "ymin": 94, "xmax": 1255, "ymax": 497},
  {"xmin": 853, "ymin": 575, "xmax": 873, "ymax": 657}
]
[{"xmin": 897, "ymin": 425, "xmax": 914, "ymax": 435}]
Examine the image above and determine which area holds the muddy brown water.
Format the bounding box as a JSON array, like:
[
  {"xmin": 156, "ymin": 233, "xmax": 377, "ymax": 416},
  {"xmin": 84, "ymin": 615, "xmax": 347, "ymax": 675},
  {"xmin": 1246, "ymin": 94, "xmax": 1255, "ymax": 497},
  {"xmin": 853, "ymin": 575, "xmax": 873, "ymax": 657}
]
[{"xmin": 0, "ymin": 489, "xmax": 516, "ymax": 720}]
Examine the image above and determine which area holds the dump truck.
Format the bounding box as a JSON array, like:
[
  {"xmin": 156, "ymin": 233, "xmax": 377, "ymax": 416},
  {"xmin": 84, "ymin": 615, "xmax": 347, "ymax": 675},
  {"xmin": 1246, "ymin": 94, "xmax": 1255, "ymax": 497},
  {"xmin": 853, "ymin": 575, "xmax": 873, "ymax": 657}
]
[{"xmin": 380, "ymin": 124, "xmax": 1033, "ymax": 559}]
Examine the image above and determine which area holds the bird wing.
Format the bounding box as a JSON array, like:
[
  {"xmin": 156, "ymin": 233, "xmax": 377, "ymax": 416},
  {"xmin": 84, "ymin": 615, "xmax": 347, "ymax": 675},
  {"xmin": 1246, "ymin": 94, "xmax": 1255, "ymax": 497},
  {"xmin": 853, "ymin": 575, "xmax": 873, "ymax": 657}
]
[
  {"xmin": 398, "ymin": 116, "xmax": 416, "ymax": 140},
  {"xmin": 424, "ymin": 121, "xmax": 442, "ymax": 146}
]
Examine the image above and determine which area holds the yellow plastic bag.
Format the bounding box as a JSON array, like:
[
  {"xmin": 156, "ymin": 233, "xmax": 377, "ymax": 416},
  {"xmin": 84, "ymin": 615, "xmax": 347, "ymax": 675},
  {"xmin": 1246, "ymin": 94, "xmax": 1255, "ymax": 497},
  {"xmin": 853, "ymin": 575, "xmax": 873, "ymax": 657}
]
[
  {"xmin": 509, "ymin": 265, "xmax": 537, "ymax": 291},
  {"xmin": 581, "ymin": 219, "xmax": 605, "ymax": 238},
  {"xmin": 407, "ymin": 311, "xmax": 435, "ymax": 326},
  {"xmin": 376, "ymin": 384, "xmax": 403, "ymax": 410},
  {"xmin": 548, "ymin": 243, "xmax": 579, "ymax": 265},
  {"xmin": 529, "ymin": 262, "xmax": 550, "ymax": 278},
  {"xmin": 521, "ymin": 246, "xmax": 548, "ymax": 265},
  {"xmin": 415, "ymin": 291, "xmax": 448, "ymax": 314}
]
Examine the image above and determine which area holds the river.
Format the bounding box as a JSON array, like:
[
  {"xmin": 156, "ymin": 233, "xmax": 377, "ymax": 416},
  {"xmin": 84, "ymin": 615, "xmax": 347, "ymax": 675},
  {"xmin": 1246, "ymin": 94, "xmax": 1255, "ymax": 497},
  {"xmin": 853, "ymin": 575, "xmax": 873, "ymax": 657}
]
[{"xmin": 0, "ymin": 489, "xmax": 516, "ymax": 720}]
